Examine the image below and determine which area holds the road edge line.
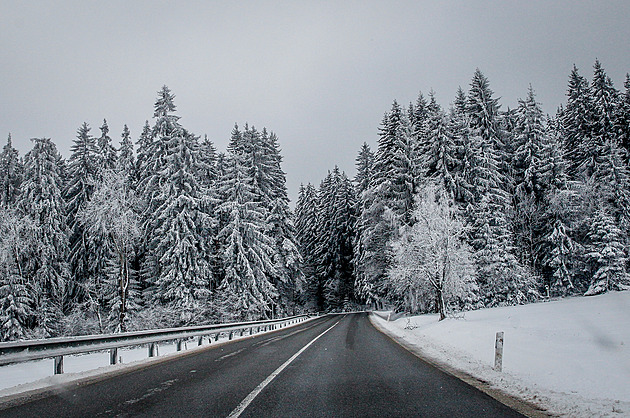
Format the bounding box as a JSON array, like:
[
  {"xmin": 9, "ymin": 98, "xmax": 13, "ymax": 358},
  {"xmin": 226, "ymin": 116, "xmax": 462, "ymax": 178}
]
[{"xmin": 227, "ymin": 318, "xmax": 342, "ymax": 418}]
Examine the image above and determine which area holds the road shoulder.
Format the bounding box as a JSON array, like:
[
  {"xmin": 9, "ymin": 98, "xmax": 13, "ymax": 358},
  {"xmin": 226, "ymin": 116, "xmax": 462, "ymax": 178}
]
[{"xmin": 369, "ymin": 313, "xmax": 551, "ymax": 418}]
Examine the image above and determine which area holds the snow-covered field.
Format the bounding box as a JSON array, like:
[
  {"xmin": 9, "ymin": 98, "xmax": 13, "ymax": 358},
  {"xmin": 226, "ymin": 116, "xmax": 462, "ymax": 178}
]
[{"xmin": 372, "ymin": 291, "xmax": 630, "ymax": 417}]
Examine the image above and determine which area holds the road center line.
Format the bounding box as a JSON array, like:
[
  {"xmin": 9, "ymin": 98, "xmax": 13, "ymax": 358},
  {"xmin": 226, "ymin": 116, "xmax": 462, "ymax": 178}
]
[{"xmin": 227, "ymin": 318, "xmax": 342, "ymax": 418}]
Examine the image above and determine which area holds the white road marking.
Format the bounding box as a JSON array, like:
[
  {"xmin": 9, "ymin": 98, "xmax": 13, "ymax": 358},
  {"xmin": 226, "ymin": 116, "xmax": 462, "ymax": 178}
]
[
  {"xmin": 215, "ymin": 347, "xmax": 247, "ymax": 362},
  {"xmin": 227, "ymin": 319, "xmax": 342, "ymax": 418}
]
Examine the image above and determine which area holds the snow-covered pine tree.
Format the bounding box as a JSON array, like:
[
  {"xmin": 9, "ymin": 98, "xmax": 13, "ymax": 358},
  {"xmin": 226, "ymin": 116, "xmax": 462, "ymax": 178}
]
[
  {"xmin": 352, "ymin": 143, "xmax": 377, "ymax": 305},
  {"xmin": 511, "ymin": 86, "xmax": 548, "ymax": 269},
  {"xmin": 137, "ymin": 87, "xmax": 182, "ymax": 297},
  {"xmin": 418, "ymin": 93, "xmax": 457, "ymax": 196},
  {"xmin": 584, "ymin": 208, "xmax": 629, "ymax": 295},
  {"xmin": 218, "ymin": 132, "xmax": 277, "ymax": 320},
  {"xmin": 197, "ymin": 134, "xmax": 222, "ymax": 292},
  {"xmin": 589, "ymin": 61, "xmax": 630, "ymax": 228},
  {"xmin": 354, "ymin": 142, "xmax": 374, "ymax": 197},
  {"xmin": 313, "ymin": 168, "xmax": 356, "ymax": 311},
  {"xmin": 97, "ymin": 119, "xmax": 118, "ymax": 173},
  {"xmin": 354, "ymin": 100, "xmax": 419, "ymax": 308},
  {"xmin": 295, "ymin": 183, "xmax": 320, "ymax": 310},
  {"xmin": 198, "ymin": 134, "xmax": 218, "ymax": 188},
  {"xmin": 0, "ymin": 209, "xmax": 36, "ymax": 341},
  {"xmin": 134, "ymin": 120, "xmax": 152, "ymax": 186},
  {"xmin": 536, "ymin": 115, "xmax": 576, "ymax": 296},
  {"xmin": 18, "ymin": 138, "xmax": 70, "ymax": 337},
  {"xmin": 470, "ymin": 193, "xmax": 537, "ymax": 306},
  {"xmin": 614, "ymin": 74, "xmax": 630, "ymax": 163},
  {"xmin": 148, "ymin": 119, "xmax": 212, "ymax": 324},
  {"xmin": 65, "ymin": 122, "xmax": 100, "ymax": 301},
  {"xmin": 258, "ymin": 129, "xmax": 303, "ymax": 315},
  {"xmin": 544, "ymin": 217, "xmax": 575, "ymax": 296},
  {"xmin": 591, "ymin": 60, "xmax": 619, "ymax": 148},
  {"xmin": 449, "ymin": 87, "xmax": 478, "ymax": 207},
  {"xmin": 117, "ymin": 124, "xmax": 135, "ymax": 184},
  {"xmin": 462, "ymin": 70, "xmax": 535, "ymax": 306},
  {"xmin": 466, "ymin": 69, "xmax": 511, "ymax": 186},
  {"xmin": 0, "ymin": 134, "xmax": 23, "ymax": 208},
  {"xmin": 562, "ymin": 65, "xmax": 596, "ymax": 179}
]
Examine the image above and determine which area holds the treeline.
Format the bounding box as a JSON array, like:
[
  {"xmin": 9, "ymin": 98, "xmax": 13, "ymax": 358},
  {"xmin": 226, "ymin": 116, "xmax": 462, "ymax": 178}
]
[
  {"xmin": 0, "ymin": 86, "xmax": 303, "ymax": 341},
  {"xmin": 296, "ymin": 60, "xmax": 630, "ymax": 315}
]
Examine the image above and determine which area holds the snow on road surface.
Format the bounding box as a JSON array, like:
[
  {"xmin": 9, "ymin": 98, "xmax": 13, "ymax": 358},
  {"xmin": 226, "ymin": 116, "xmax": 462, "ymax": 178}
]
[{"xmin": 372, "ymin": 290, "xmax": 630, "ymax": 417}]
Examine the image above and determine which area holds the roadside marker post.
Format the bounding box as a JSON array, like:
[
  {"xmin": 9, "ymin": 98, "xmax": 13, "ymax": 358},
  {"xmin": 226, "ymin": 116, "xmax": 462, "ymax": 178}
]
[{"xmin": 494, "ymin": 331, "xmax": 504, "ymax": 372}]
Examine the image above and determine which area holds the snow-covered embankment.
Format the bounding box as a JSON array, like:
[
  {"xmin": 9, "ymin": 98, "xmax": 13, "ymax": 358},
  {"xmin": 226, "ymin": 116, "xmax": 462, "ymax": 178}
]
[{"xmin": 371, "ymin": 291, "xmax": 630, "ymax": 417}]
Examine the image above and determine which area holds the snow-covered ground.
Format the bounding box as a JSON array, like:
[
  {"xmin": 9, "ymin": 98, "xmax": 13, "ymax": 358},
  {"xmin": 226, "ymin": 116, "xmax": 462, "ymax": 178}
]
[{"xmin": 371, "ymin": 291, "xmax": 630, "ymax": 417}]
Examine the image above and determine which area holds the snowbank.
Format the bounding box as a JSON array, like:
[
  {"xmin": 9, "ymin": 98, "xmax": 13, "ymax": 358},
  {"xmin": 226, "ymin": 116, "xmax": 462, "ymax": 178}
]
[{"xmin": 371, "ymin": 291, "xmax": 630, "ymax": 417}]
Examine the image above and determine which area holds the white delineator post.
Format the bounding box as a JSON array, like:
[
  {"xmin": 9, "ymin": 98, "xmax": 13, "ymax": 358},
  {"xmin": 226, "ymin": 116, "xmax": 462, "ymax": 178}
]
[{"xmin": 494, "ymin": 331, "xmax": 504, "ymax": 372}]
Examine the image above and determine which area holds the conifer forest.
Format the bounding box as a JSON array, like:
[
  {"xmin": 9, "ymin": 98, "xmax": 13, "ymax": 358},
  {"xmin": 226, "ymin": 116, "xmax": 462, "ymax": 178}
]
[{"xmin": 2, "ymin": 60, "xmax": 630, "ymax": 341}]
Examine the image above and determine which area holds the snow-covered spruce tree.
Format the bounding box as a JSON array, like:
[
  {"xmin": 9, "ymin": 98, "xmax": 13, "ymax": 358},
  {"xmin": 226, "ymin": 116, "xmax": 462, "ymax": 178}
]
[
  {"xmin": 65, "ymin": 122, "xmax": 100, "ymax": 302},
  {"xmin": 197, "ymin": 134, "xmax": 222, "ymax": 293},
  {"xmin": 589, "ymin": 61, "xmax": 630, "ymax": 229},
  {"xmin": 117, "ymin": 124, "xmax": 135, "ymax": 185},
  {"xmin": 313, "ymin": 168, "xmax": 356, "ymax": 311},
  {"xmin": 511, "ymin": 86, "xmax": 548, "ymax": 270},
  {"xmin": 466, "ymin": 69, "xmax": 512, "ymax": 188},
  {"xmin": 97, "ymin": 119, "xmax": 117, "ymax": 173},
  {"xmin": 449, "ymin": 87, "xmax": 478, "ymax": 207},
  {"xmin": 470, "ymin": 194, "xmax": 538, "ymax": 306},
  {"xmin": 295, "ymin": 183, "xmax": 320, "ymax": 310},
  {"xmin": 0, "ymin": 209, "xmax": 37, "ymax": 341},
  {"xmin": 463, "ymin": 70, "xmax": 537, "ymax": 306},
  {"xmin": 562, "ymin": 65, "xmax": 596, "ymax": 180},
  {"xmin": 137, "ymin": 86, "xmax": 182, "ymax": 298},
  {"xmin": 584, "ymin": 208, "xmax": 629, "ymax": 295},
  {"xmin": 544, "ymin": 217, "xmax": 576, "ymax": 296},
  {"xmin": 614, "ymin": 74, "xmax": 630, "ymax": 163},
  {"xmin": 536, "ymin": 116, "xmax": 577, "ymax": 296},
  {"xmin": 417, "ymin": 93, "xmax": 457, "ymax": 196},
  {"xmin": 150, "ymin": 127, "xmax": 212, "ymax": 324},
  {"xmin": 134, "ymin": 120, "xmax": 152, "ymax": 186},
  {"xmin": 387, "ymin": 184, "xmax": 475, "ymax": 319},
  {"xmin": 256, "ymin": 129, "xmax": 303, "ymax": 315},
  {"xmin": 354, "ymin": 100, "xmax": 419, "ymax": 308},
  {"xmin": 18, "ymin": 138, "xmax": 70, "ymax": 337},
  {"xmin": 352, "ymin": 143, "xmax": 378, "ymax": 306},
  {"xmin": 78, "ymin": 169, "xmax": 140, "ymax": 332},
  {"xmin": 0, "ymin": 134, "xmax": 23, "ymax": 208},
  {"xmin": 217, "ymin": 130, "xmax": 277, "ymax": 320}
]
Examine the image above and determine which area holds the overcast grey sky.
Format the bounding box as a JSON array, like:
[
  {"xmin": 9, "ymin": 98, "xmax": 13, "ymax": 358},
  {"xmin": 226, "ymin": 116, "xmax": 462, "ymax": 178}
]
[{"xmin": 2, "ymin": 1, "xmax": 630, "ymax": 201}]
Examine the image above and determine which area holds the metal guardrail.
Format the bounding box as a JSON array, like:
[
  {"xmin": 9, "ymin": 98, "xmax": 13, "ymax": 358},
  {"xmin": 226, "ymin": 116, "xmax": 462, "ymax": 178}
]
[{"xmin": 0, "ymin": 314, "xmax": 311, "ymax": 374}]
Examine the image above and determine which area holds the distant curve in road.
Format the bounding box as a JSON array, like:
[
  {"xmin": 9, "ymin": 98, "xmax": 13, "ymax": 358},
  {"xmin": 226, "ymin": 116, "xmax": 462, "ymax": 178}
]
[{"xmin": 0, "ymin": 313, "xmax": 523, "ymax": 417}]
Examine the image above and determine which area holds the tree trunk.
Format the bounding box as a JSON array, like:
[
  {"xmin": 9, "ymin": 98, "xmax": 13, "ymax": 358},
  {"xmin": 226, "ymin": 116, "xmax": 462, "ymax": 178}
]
[{"xmin": 436, "ymin": 285, "xmax": 446, "ymax": 321}]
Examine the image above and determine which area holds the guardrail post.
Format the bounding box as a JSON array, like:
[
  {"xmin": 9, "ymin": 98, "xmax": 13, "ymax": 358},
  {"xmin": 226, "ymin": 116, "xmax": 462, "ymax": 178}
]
[
  {"xmin": 214, "ymin": 333, "xmax": 219, "ymax": 341},
  {"xmin": 239, "ymin": 329, "xmax": 244, "ymax": 336},
  {"xmin": 110, "ymin": 348, "xmax": 118, "ymax": 365},
  {"xmin": 229, "ymin": 331, "xmax": 233, "ymax": 340},
  {"xmin": 149, "ymin": 342, "xmax": 157, "ymax": 357},
  {"xmin": 198, "ymin": 336, "xmax": 204, "ymax": 346},
  {"xmin": 494, "ymin": 331, "xmax": 504, "ymax": 372},
  {"xmin": 177, "ymin": 339, "xmax": 184, "ymax": 351},
  {"xmin": 53, "ymin": 355, "xmax": 64, "ymax": 374}
]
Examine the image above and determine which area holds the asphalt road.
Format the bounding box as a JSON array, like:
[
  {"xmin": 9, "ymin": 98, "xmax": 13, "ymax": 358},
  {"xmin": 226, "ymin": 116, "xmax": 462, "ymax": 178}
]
[{"xmin": 0, "ymin": 313, "xmax": 523, "ymax": 417}]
